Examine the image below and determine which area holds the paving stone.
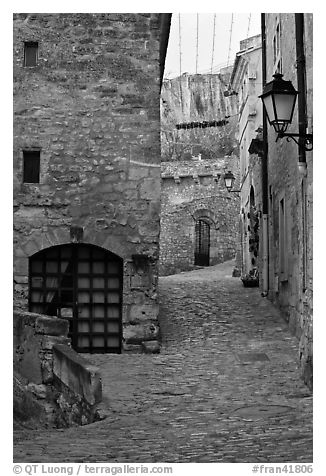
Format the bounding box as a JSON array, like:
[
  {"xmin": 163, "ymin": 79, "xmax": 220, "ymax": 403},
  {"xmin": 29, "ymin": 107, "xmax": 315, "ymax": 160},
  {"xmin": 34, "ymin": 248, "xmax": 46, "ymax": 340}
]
[{"xmin": 13, "ymin": 260, "xmax": 312, "ymax": 463}]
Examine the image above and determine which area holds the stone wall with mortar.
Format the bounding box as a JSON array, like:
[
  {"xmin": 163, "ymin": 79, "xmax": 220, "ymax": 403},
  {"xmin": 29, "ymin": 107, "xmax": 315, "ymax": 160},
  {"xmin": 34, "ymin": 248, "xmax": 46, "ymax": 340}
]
[
  {"xmin": 265, "ymin": 13, "xmax": 313, "ymax": 389},
  {"xmin": 13, "ymin": 14, "xmax": 162, "ymax": 352},
  {"xmin": 160, "ymin": 157, "xmax": 240, "ymax": 276},
  {"xmin": 13, "ymin": 309, "xmax": 102, "ymax": 426}
]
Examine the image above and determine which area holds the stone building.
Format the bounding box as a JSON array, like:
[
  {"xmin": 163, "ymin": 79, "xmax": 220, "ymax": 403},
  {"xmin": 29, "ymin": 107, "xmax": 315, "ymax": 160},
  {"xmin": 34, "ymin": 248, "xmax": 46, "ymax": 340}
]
[
  {"xmin": 230, "ymin": 15, "xmax": 313, "ymax": 388},
  {"xmin": 159, "ymin": 71, "xmax": 240, "ymax": 275},
  {"xmin": 160, "ymin": 157, "xmax": 240, "ymax": 276},
  {"xmin": 263, "ymin": 13, "xmax": 313, "ymax": 388},
  {"xmin": 229, "ymin": 34, "xmax": 263, "ymax": 277},
  {"xmin": 13, "ymin": 13, "xmax": 171, "ymax": 354}
]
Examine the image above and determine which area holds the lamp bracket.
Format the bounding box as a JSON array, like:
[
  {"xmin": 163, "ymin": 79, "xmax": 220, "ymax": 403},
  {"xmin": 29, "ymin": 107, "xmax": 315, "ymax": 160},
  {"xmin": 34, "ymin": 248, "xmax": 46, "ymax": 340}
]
[
  {"xmin": 276, "ymin": 132, "xmax": 313, "ymax": 151},
  {"xmin": 228, "ymin": 190, "xmax": 241, "ymax": 197}
]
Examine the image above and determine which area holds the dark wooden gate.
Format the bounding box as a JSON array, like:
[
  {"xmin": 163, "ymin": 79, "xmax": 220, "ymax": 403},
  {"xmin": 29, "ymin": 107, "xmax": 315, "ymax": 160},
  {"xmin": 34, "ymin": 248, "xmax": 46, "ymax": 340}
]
[
  {"xmin": 194, "ymin": 219, "xmax": 210, "ymax": 266},
  {"xmin": 29, "ymin": 244, "xmax": 123, "ymax": 353}
]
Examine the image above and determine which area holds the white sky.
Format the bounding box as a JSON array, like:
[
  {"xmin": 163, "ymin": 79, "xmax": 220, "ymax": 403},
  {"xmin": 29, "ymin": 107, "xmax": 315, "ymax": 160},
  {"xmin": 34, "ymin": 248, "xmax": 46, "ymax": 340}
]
[{"xmin": 164, "ymin": 13, "xmax": 261, "ymax": 78}]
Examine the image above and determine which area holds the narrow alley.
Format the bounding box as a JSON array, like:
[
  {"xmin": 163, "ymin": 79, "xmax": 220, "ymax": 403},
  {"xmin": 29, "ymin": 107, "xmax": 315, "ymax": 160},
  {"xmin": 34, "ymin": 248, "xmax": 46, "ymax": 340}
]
[{"xmin": 14, "ymin": 260, "xmax": 312, "ymax": 463}]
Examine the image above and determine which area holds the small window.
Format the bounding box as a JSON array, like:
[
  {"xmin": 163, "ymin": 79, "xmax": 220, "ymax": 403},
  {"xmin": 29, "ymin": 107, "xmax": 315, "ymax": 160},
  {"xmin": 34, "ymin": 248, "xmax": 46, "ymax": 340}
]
[
  {"xmin": 24, "ymin": 42, "xmax": 38, "ymax": 67},
  {"xmin": 273, "ymin": 21, "xmax": 282, "ymax": 74},
  {"xmin": 279, "ymin": 196, "xmax": 287, "ymax": 279},
  {"xmin": 23, "ymin": 150, "xmax": 40, "ymax": 183}
]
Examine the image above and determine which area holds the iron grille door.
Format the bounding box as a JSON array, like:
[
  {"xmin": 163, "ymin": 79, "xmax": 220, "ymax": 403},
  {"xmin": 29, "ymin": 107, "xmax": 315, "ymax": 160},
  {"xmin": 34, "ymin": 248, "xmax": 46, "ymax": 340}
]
[
  {"xmin": 29, "ymin": 244, "xmax": 123, "ymax": 353},
  {"xmin": 194, "ymin": 219, "xmax": 210, "ymax": 266}
]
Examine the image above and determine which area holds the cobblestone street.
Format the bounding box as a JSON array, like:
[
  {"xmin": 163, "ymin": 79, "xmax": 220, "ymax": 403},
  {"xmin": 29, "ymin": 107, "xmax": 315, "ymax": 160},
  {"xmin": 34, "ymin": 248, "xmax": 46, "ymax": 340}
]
[{"xmin": 14, "ymin": 260, "xmax": 312, "ymax": 463}]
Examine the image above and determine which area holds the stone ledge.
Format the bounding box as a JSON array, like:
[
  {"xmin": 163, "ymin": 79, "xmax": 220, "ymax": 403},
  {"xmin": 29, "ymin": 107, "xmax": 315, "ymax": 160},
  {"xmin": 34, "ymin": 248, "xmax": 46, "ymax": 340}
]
[
  {"xmin": 53, "ymin": 344, "xmax": 102, "ymax": 406},
  {"xmin": 36, "ymin": 315, "xmax": 69, "ymax": 336}
]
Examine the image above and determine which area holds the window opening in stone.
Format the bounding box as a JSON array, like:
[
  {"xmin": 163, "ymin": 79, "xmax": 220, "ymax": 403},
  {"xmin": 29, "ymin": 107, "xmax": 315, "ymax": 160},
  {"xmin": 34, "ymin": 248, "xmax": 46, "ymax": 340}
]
[
  {"xmin": 23, "ymin": 150, "xmax": 40, "ymax": 183},
  {"xmin": 24, "ymin": 42, "xmax": 38, "ymax": 67},
  {"xmin": 279, "ymin": 196, "xmax": 287, "ymax": 278},
  {"xmin": 194, "ymin": 219, "xmax": 210, "ymax": 266},
  {"xmin": 29, "ymin": 244, "xmax": 123, "ymax": 353}
]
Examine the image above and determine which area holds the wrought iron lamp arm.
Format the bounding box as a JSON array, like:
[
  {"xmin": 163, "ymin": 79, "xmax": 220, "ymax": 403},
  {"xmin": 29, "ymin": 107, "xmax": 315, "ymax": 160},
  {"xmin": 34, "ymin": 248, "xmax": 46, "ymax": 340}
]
[
  {"xmin": 227, "ymin": 189, "xmax": 241, "ymax": 197},
  {"xmin": 276, "ymin": 131, "xmax": 313, "ymax": 151}
]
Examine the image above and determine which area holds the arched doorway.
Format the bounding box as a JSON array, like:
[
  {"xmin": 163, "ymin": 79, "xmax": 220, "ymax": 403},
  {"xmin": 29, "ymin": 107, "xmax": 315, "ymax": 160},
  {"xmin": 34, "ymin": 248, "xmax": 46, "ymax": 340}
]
[
  {"xmin": 248, "ymin": 186, "xmax": 259, "ymax": 270},
  {"xmin": 194, "ymin": 219, "xmax": 210, "ymax": 266},
  {"xmin": 29, "ymin": 244, "xmax": 123, "ymax": 353}
]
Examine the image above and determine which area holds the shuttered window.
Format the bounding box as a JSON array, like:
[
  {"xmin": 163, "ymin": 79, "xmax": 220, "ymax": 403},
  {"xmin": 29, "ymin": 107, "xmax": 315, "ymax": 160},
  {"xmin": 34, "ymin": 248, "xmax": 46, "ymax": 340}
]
[
  {"xmin": 23, "ymin": 150, "xmax": 40, "ymax": 183},
  {"xmin": 24, "ymin": 42, "xmax": 38, "ymax": 67}
]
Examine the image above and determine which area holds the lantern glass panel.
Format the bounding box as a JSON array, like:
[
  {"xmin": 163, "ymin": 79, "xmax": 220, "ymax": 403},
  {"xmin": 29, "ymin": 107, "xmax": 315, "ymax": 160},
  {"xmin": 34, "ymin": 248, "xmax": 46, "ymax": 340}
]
[
  {"xmin": 224, "ymin": 177, "xmax": 234, "ymax": 189},
  {"xmin": 263, "ymin": 94, "xmax": 275, "ymax": 124},
  {"xmin": 273, "ymin": 93, "xmax": 296, "ymax": 123}
]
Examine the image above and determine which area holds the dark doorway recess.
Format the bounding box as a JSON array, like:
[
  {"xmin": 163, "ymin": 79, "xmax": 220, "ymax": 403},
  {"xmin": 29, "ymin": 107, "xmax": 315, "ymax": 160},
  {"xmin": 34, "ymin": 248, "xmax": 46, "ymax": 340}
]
[
  {"xmin": 194, "ymin": 219, "xmax": 210, "ymax": 266},
  {"xmin": 29, "ymin": 244, "xmax": 123, "ymax": 353}
]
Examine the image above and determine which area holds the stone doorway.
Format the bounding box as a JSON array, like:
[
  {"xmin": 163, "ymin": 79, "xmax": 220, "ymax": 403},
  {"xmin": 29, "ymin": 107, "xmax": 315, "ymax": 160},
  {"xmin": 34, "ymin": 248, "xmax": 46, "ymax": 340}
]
[
  {"xmin": 194, "ymin": 219, "xmax": 210, "ymax": 266},
  {"xmin": 29, "ymin": 244, "xmax": 123, "ymax": 353}
]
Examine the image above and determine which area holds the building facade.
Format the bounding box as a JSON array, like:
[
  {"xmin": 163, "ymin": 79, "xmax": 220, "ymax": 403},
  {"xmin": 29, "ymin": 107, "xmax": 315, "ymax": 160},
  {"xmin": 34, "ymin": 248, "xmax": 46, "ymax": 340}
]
[
  {"xmin": 160, "ymin": 71, "xmax": 240, "ymax": 276},
  {"xmin": 264, "ymin": 13, "xmax": 313, "ymax": 388},
  {"xmin": 160, "ymin": 158, "xmax": 240, "ymax": 276},
  {"xmin": 232, "ymin": 15, "xmax": 313, "ymax": 388},
  {"xmin": 13, "ymin": 13, "xmax": 170, "ymax": 354},
  {"xmin": 230, "ymin": 34, "xmax": 263, "ymax": 278},
  {"xmin": 230, "ymin": 35, "xmax": 262, "ymax": 275}
]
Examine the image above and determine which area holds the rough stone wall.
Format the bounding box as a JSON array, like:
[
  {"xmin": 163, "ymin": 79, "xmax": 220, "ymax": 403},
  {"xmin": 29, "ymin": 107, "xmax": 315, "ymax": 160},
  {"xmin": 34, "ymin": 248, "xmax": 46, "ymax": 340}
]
[
  {"xmin": 13, "ymin": 14, "xmax": 162, "ymax": 351},
  {"xmin": 14, "ymin": 310, "xmax": 70, "ymax": 384},
  {"xmin": 53, "ymin": 344, "xmax": 102, "ymax": 426},
  {"xmin": 160, "ymin": 158, "xmax": 240, "ymax": 276},
  {"xmin": 13, "ymin": 310, "xmax": 102, "ymax": 426},
  {"xmin": 161, "ymin": 71, "xmax": 239, "ymax": 161},
  {"xmin": 265, "ymin": 13, "xmax": 313, "ymax": 388}
]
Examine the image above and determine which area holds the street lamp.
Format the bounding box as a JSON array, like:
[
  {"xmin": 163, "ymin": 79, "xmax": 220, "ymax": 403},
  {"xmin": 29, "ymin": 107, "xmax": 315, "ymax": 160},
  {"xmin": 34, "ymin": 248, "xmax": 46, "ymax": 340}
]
[
  {"xmin": 224, "ymin": 171, "xmax": 241, "ymax": 194},
  {"xmin": 259, "ymin": 73, "xmax": 312, "ymax": 150}
]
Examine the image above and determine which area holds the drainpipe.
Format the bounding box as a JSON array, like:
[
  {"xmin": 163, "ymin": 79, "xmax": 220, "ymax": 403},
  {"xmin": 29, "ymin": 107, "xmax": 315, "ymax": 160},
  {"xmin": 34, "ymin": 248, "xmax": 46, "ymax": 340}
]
[
  {"xmin": 295, "ymin": 13, "xmax": 307, "ymax": 173},
  {"xmin": 261, "ymin": 13, "xmax": 269, "ymax": 296}
]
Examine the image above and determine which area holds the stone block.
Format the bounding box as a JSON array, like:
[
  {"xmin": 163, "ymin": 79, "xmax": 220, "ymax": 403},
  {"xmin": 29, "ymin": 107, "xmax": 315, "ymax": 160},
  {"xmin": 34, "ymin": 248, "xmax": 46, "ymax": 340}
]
[
  {"xmin": 123, "ymin": 322, "xmax": 160, "ymax": 344},
  {"xmin": 141, "ymin": 340, "xmax": 160, "ymax": 354},
  {"xmin": 53, "ymin": 344, "xmax": 102, "ymax": 406},
  {"xmin": 36, "ymin": 315, "xmax": 69, "ymax": 336},
  {"xmin": 128, "ymin": 304, "xmax": 159, "ymax": 323},
  {"xmin": 139, "ymin": 179, "xmax": 159, "ymax": 200},
  {"xmin": 41, "ymin": 335, "xmax": 71, "ymax": 350},
  {"xmin": 122, "ymin": 343, "xmax": 143, "ymax": 353},
  {"xmin": 14, "ymin": 275, "xmax": 29, "ymax": 284},
  {"xmin": 130, "ymin": 274, "xmax": 150, "ymax": 289},
  {"xmin": 13, "ymin": 257, "xmax": 28, "ymax": 275},
  {"xmin": 26, "ymin": 383, "xmax": 48, "ymax": 399}
]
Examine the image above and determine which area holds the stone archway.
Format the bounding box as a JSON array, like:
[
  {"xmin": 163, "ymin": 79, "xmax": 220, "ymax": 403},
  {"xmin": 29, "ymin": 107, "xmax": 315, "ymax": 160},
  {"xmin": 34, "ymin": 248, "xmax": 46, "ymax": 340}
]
[
  {"xmin": 29, "ymin": 243, "xmax": 123, "ymax": 353},
  {"xmin": 194, "ymin": 218, "xmax": 211, "ymax": 266},
  {"xmin": 192, "ymin": 208, "xmax": 217, "ymax": 226},
  {"xmin": 192, "ymin": 209, "xmax": 217, "ymax": 267}
]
